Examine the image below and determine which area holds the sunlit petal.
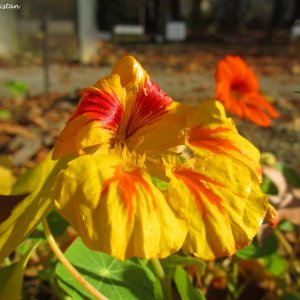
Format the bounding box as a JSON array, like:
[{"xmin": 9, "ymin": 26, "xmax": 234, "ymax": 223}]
[
  {"xmin": 55, "ymin": 151, "xmax": 187, "ymax": 261},
  {"xmin": 187, "ymin": 101, "xmax": 262, "ymax": 179},
  {"xmin": 117, "ymin": 80, "xmax": 173, "ymax": 143},
  {"xmin": 166, "ymin": 155, "xmax": 268, "ymax": 260},
  {"xmin": 53, "ymin": 75, "xmax": 125, "ymax": 159},
  {"xmin": 126, "ymin": 101, "xmax": 190, "ymax": 154},
  {"xmin": 263, "ymin": 204, "xmax": 278, "ymax": 227},
  {"xmin": 111, "ymin": 55, "xmax": 149, "ymax": 89}
]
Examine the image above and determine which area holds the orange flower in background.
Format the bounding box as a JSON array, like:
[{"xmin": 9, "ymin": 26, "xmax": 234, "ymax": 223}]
[{"xmin": 215, "ymin": 55, "xmax": 279, "ymax": 127}]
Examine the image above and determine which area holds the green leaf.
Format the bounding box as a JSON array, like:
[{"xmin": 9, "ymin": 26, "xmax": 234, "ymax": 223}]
[
  {"xmin": 0, "ymin": 240, "xmax": 39, "ymax": 300},
  {"xmin": 174, "ymin": 267, "xmax": 206, "ymax": 300},
  {"xmin": 4, "ymin": 80, "xmax": 28, "ymax": 98},
  {"xmin": 0, "ymin": 152, "xmax": 69, "ymax": 263},
  {"xmin": 261, "ymin": 176, "xmax": 278, "ymax": 195},
  {"xmin": 56, "ymin": 238, "xmax": 159, "ymax": 300},
  {"xmin": 161, "ymin": 254, "xmax": 206, "ymax": 276},
  {"xmin": 151, "ymin": 176, "xmax": 169, "ymax": 191},
  {"xmin": 0, "ymin": 109, "xmax": 12, "ymax": 120},
  {"xmin": 279, "ymin": 220, "xmax": 295, "ymax": 232},
  {"xmin": 260, "ymin": 152, "xmax": 276, "ymax": 166},
  {"xmin": 278, "ymin": 292, "xmax": 300, "ymax": 300},
  {"xmin": 178, "ymin": 156, "xmax": 186, "ymax": 164},
  {"xmin": 35, "ymin": 210, "xmax": 70, "ymax": 238},
  {"xmin": 263, "ymin": 253, "xmax": 287, "ymax": 277},
  {"xmin": 277, "ymin": 163, "xmax": 300, "ymax": 188},
  {"xmin": 236, "ymin": 234, "xmax": 278, "ymax": 259},
  {"xmin": 47, "ymin": 210, "xmax": 70, "ymax": 237}
]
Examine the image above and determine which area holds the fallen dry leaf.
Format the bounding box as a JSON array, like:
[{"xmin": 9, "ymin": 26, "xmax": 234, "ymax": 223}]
[
  {"xmin": 0, "ymin": 122, "xmax": 37, "ymax": 140},
  {"xmin": 262, "ymin": 165, "xmax": 288, "ymax": 204},
  {"xmin": 262, "ymin": 165, "xmax": 300, "ymax": 224}
]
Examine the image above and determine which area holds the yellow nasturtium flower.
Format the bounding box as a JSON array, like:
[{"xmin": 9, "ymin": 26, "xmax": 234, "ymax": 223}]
[{"xmin": 0, "ymin": 56, "xmax": 271, "ymax": 262}]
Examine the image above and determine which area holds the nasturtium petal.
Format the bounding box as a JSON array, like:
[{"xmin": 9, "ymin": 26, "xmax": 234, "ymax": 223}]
[
  {"xmin": 91, "ymin": 73, "xmax": 126, "ymax": 106},
  {"xmin": 121, "ymin": 80, "xmax": 172, "ymax": 139},
  {"xmin": 187, "ymin": 100, "xmax": 261, "ymax": 179},
  {"xmin": 0, "ymin": 156, "xmax": 16, "ymax": 195},
  {"xmin": 52, "ymin": 115, "xmax": 89, "ymax": 159},
  {"xmin": 55, "ymin": 151, "xmax": 188, "ymax": 261},
  {"xmin": 75, "ymin": 76, "xmax": 124, "ymax": 130},
  {"xmin": 264, "ymin": 204, "xmax": 278, "ymax": 227},
  {"xmin": 111, "ymin": 55, "xmax": 149, "ymax": 89},
  {"xmin": 127, "ymin": 101, "xmax": 190, "ymax": 154},
  {"xmin": 53, "ymin": 75, "xmax": 125, "ymax": 159},
  {"xmin": 166, "ymin": 155, "xmax": 268, "ymax": 260},
  {"xmin": 52, "ymin": 114, "xmax": 111, "ymax": 159},
  {"xmin": 0, "ymin": 152, "xmax": 69, "ymax": 262},
  {"xmin": 75, "ymin": 120, "xmax": 111, "ymax": 153}
]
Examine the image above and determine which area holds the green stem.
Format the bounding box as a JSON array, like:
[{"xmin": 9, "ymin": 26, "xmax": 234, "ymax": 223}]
[
  {"xmin": 274, "ymin": 229, "xmax": 294, "ymax": 258},
  {"xmin": 233, "ymin": 269, "xmax": 263, "ymax": 300},
  {"xmin": 232, "ymin": 261, "xmax": 239, "ymax": 288},
  {"xmin": 151, "ymin": 258, "xmax": 165, "ymax": 280},
  {"xmin": 42, "ymin": 218, "xmax": 108, "ymax": 300},
  {"xmin": 151, "ymin": 258, "xmax": 173, "ymax": 300}
]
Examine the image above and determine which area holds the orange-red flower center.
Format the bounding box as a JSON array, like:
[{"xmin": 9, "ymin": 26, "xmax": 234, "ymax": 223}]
[
  {"xmin": 124, "ymin": 80, "xmax": 173, "ymax": 140},
  {"xmin": 70, "ymin": 89, "xmax": 123, "ymax": 134}
]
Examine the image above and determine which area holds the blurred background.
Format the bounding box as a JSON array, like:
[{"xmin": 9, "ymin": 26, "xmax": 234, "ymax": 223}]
[
  {"xmin": 0, "ymin": 1, "xmax": 300, "ymax": 299},
  {"xmin": 0, "ymin": 0, "xmax": 299, "ymax": 167},
  {"xmin": 1, "ymin": 0, "xmax": 300, "ymax": 61}
]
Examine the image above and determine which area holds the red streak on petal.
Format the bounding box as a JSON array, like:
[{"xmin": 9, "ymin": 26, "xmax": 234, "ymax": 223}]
[
  {"xmin": 125, "ymin": 80, "xmax": 173, "ymax": 139},
  {"xmin": 101, "ymin": 166, "xmax": 157, "ymax": 224},
  {"xmin": 189, "ymin": 126, "xmax": 242, "ymax": 155},
  {"xmin": 70, "ymin": 89, "xmax": 123, "ymax": 133},
  {"xmin": 174, "ymin": 168, "xmax": 224, "ymax": 215}
]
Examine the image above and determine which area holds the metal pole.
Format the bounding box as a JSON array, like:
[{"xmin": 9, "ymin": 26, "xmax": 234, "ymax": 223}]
[{"xmin": 42, "ymin": 17, "xmax": 50, "ymax": 101}]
